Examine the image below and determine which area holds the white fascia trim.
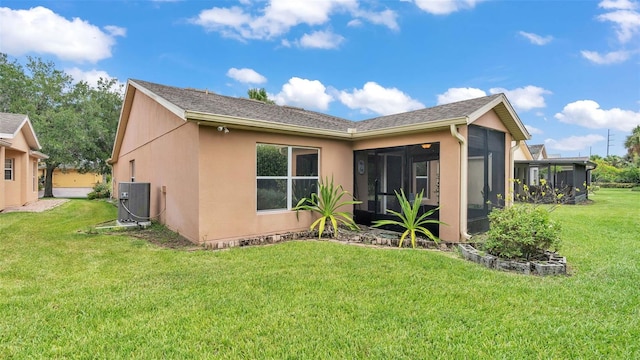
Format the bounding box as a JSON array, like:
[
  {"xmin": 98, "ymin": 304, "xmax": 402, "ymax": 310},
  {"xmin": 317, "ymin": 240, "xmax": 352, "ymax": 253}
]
[
  {"xmin": 185, "ymin": 111, "xmax": 353, "ymax": 139},
  {"xmin": 129, "ymin": 80, "xmax": 187, "ymax": 120},
  {"xmin": 467, "ymin": 95, "xmax": 531, "ymax": 140},
  {"xmin": 30, "ymin": 150, "xmax": 49, "ymax": 159},
  {"xmin": 350, "ymin": 118, "xmax": 467, "ymax": 139}
]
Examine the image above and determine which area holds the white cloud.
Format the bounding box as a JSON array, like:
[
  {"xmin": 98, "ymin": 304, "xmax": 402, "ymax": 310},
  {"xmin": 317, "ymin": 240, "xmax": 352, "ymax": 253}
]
[
  {"xmin": 347, "ymin": 19, "xmax": 363, "ymax": 27},
  {"xmin": 353, "ymin": 9, "xmax": 399, "ymax": 30},
  {"xmin": 65, "ymin": 67, "xmax": 124, "ymax": 92},
  {"xmin": 0, "ymin": 6, "xmax": 125, "ymax": 63},
  {"xmin": 190, "ymin": 0, "xmax": 397, "ymax": 42},
  {"xmin": 339, "ymin": 82, "xmax": 424, "ymax": 116},
  {"xmin": 273, "ymin": 77, "xmax": 333, "ymax": 110},
  {"xmin": 554, "ymin": 100, "xmax": 640, "ymax": 132},
  {"xmin": 597, "ymin": 9, "xmax": 640, "ymax": 43},
  {"xmin": 226, "ymin": 68, "xmax": 267, "ymax": 84},
  {"xmin": 525, "ymin": 125, "xmax": 543, "ymax": 135},
  {"xmin": 581, "ymin": 50, "xmax": 631, "ymax": 64},
  {"xmin": 298, "ymin": 30, "xmax": 345, "ymax": 49},
  {"xmin": 599, "ymin": 0, "xmax": 638, "ymax": 11},
  {"xmin": 489, "ymin": 86, "xmax": 551, "ymax": 112},
  {"xmin": 436, "ymin": 87, "xmax": 487, "ymax": 105},
  {"xmin": 545, "ymin": 135, "xmax": 606, "ymax": 152},
  {"xmin": 518, "ymin": 31, "xmax": 553, "ymax": 45},
  {"xmin": 281, "ymin": 39, "xmax": 292, "ymax": 47},
  {"xmin": 413, "ymin": 0, "xmax": 484, "ymax": 15}
]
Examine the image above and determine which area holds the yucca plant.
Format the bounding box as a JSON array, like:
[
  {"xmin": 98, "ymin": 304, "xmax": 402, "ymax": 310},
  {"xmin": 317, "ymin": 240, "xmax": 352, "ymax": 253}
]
[
  {"xmin": 293, "ymin": 176, "xmax": 362, "ymax": 239},
  {"xmin": 372, "ymin": 189, "xmax": 444, "ymax": 248}
]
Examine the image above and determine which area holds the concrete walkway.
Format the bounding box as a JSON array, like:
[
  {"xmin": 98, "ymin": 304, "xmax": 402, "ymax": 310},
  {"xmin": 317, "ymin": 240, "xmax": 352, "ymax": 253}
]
[{"xmin": 2, "ymin": 199, "xmax": 69, "ymax": 213}]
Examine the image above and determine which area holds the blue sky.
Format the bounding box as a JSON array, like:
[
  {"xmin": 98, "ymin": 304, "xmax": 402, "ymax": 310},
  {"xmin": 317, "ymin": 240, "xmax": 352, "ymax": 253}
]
[{"xmin": 1, "ymin": 0, "xmax": 639, "ymax": 157}]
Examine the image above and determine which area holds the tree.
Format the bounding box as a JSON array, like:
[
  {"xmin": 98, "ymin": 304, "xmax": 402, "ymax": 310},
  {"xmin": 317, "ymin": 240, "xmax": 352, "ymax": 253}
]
[
  {"xmin": 625, "ymin": 125, "xmax": 640, "ymax": 159},
  {"xmin": 247, "ymin": 88, "xmax": 275, "ymax": 104},
  {"xmin": 71, "ymin": 78, "xmax": 123, "ymax": 175},
  {"xmin": 0, "ymin": 54, "xmax": 123, "ymax": 197}
]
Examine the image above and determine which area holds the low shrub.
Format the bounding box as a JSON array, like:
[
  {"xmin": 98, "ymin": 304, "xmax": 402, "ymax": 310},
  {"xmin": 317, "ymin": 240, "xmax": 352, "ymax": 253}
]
[
  {"xmin": 595, "ymin": 182, "xmax": 636, "ymax": 188},
  {"xmin": 87, "ymin": 182, "xmax": 111, "ymax": 200},
  {"xmin": 483, "ymin": 204, "xmax": 561, "ymax": 260}
]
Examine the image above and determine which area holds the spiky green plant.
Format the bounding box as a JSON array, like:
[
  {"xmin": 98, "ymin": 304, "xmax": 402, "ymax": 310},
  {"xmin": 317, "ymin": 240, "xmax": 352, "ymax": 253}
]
[
  {"xmin": 372, "ymin": 189, "xmax": 444, "ymax": 248},
  {"xmin": 293, "ymin": 176, "xmax": 361, "ymax": 239}
]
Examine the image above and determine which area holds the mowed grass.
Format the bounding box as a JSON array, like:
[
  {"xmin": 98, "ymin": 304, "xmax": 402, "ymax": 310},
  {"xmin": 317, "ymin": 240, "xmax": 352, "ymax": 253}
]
[{"xmin": 1, "ymin": 190, "xmax": 638, "ymax": 359}]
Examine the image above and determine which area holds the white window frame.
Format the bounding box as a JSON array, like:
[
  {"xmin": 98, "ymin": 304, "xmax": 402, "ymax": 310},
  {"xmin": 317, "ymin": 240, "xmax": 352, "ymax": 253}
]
[
  {"xmin": 32, "ymin": 161, "xmax": 37, "ymax": 191},
  {"xmin": 413, "ymin": 161, "xmax": 430, "ymax": 200},
  {"xmin": 4, "ymin": 158, "xmax": 14, "ymax": 181},
  {"xmin": 256, "ymin": 144, "xmax": 320, "ymax": 212},
  {"xmin": 129, "ymin": 159, "xmax": 135, "ymax": 182}
]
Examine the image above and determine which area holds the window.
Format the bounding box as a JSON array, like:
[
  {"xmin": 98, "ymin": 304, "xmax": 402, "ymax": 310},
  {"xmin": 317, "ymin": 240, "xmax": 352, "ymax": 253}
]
[
  {"xmin": 256, "ymin": 144, "xmax": 319, "ymax": 211},
  {"xmin": 413, "ymin": 161, "xmax": 429, "ymax": 199},
  {"xmin": 4, "ymin": 158, "xmax": 13, "ymax": 180},
  {"xmin": 129, "ymin": 160, "xmax": 135, "ymax": 182},
  {"xmin": 33, "ymin": 161, "xmax": 37, "ymax": 191}
]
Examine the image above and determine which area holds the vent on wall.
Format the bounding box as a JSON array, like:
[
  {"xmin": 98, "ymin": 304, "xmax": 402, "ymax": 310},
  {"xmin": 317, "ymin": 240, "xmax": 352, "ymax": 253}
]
[{"xmin": 118, "ymin": 182, "xmax": 150, "ymax": 224}]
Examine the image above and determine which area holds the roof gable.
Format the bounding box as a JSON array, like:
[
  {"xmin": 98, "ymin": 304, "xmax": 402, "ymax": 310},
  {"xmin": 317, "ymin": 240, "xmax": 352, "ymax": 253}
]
[{"xmin": 0, "ymin": 112, "xmax": 42, "ymax": 149}]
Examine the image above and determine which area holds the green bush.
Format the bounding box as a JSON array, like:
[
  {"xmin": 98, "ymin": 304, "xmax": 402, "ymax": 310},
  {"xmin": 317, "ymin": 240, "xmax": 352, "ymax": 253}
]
[
  {"xmin": 483, "ymin": 205, "xmax": 561, "ymax": 260},
  {"xmin": 87, "ymin": 182, "xmax": 111, "ymax": 200},
  {"xmin": 293, "ymin": 176, "xmax": 361, "ymax": 239},
  {"xmin": 595, "ymin": 182, "xmax": 636, "ymax": 189},
  {"xmin": 372, "ymin": 189, "xmax": 443, "ymax": 248}
]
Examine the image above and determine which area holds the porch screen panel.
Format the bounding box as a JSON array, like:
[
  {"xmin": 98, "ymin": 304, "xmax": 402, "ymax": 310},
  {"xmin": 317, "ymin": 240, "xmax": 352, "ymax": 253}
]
[{"xmin": 467, "ymin": 125, "xmax": 505, "ymax": 233}]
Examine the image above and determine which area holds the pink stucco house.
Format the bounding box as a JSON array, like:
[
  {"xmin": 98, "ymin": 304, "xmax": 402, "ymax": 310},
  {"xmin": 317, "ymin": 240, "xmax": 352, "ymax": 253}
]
[
  {"xmin": 110, "ymin": 79, "xmax": 530, "ymax": 245},
  {"xmin": 1, "ymin": 113, "xmax": 48, "ymax": 211}
]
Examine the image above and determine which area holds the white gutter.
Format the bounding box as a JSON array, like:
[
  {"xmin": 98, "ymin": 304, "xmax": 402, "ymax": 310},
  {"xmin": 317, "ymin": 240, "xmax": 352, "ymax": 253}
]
[
  {"xmin": 450, "ymin": 124, "xmax": 471, "ymax": 241},
  {"xmin": 509, "ymin": 140, "xmax": 521, "ymax": 207}
]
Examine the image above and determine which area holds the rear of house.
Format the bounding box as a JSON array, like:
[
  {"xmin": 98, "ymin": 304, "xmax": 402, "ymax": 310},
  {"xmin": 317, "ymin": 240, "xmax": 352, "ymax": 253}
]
[{"xmin": 110, "ymin": 80, "xmax": 529, "ymax": 246}]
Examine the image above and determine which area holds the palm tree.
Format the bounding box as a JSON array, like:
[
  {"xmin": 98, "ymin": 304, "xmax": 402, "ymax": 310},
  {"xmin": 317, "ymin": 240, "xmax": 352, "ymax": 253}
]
[{"xmin": 625, "ymin": 125, "xmax": 640, "ymax": 158}]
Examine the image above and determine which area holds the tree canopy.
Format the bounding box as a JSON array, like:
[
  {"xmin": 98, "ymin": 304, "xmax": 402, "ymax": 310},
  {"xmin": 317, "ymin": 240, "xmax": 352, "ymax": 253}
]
[
  {"xmin": 247, "ymin": 88, "xmax": 275, "ymax": 104},
  {"xmin": 0, "ymin": 53, "xmax": 123, "ymax": 196},
  {"xmin": 625, "ymin": 125, "xmax": 640, "ymax": 159}
]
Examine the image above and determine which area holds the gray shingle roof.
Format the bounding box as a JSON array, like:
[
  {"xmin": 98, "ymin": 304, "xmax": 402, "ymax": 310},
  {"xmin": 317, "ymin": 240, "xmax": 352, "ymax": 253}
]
[
  {"xmin": 528, "ymin": 144, "xmax": 545, "ymax": 158},
  {"xmin": 131, "ymin": 79, "xmax": 507, "ymax": 133},
  {"xmin": 0, "ymin": 112, "xmax": 27, "ymax": 136},
  {"xmin": 131, "ymin": 80, "xmax": 354, "ymax": 132},
  {"xmin": 355, "ymin": 94, "xmax": 502, "ymax": 131}
]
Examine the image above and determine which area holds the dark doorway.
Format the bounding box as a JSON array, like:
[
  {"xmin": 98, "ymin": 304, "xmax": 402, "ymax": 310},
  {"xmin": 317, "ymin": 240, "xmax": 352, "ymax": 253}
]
[{"xmin": 353, "ymin": 143, "xmax": 440, "ymax": 237}]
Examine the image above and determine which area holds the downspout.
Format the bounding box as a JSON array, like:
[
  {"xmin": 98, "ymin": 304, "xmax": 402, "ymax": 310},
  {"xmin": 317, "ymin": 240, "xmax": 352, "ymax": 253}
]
[
  {"xmin": 509, "ymin": 140, "xmax": 521, "ymax": 207},
  {"xmin": 450, "ymin": 124, "xmax": 471, "ymax": 241}
]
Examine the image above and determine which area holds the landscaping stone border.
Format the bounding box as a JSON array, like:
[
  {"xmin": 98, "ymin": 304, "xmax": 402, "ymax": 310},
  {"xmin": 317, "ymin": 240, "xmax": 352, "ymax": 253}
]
[
  {"xmin": 204, "ymin": 226, "xmax": 457, "ymax": 251},
  {"xmin": 458, "ymin": 243, "xmax": 567, "ymax": 276}
]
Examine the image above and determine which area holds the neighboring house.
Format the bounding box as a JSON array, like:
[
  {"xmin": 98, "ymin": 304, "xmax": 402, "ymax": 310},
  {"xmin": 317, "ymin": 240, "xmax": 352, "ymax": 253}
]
[
  {"xmin": 39, "ymin": 165, "xmax": 102, "ymax": 188},
  {"xmin": 528, "ymin": 144, "xmax": 547, "ymax": 160},
  {"xmin": 109, "ymin": 79, "xmax": 530, "ymax": 245},
  {"xmin": 514, "ymin": 143, "xmax": 596, "ymax": 204},
  {"xmin": 513, "ymin": 141, "xmax": 533, "ymax": 161},
  {"xmin": 0, "ymin": 113, "xmax": 48, "ymax": 211}
]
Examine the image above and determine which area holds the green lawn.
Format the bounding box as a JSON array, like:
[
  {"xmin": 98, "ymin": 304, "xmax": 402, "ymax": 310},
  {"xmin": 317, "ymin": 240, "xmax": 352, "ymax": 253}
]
[{"xmin": 1, "ymin": 189, "xmax": 639, "ymax": 359}]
